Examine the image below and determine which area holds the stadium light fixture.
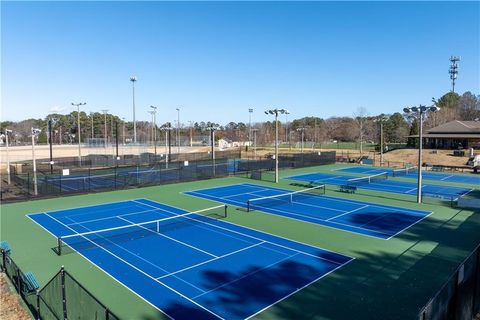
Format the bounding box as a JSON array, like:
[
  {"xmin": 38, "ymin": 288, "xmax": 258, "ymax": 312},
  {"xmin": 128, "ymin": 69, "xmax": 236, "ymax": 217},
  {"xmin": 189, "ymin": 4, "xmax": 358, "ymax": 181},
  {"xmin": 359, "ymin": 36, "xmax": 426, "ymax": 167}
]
[
  {"xmin": 403, "ymin": 104, "xmax": 440, "ymax": 204},
  {"xmin": 264, "ymin": 108, "xmax": 290, "ymax": 183}
]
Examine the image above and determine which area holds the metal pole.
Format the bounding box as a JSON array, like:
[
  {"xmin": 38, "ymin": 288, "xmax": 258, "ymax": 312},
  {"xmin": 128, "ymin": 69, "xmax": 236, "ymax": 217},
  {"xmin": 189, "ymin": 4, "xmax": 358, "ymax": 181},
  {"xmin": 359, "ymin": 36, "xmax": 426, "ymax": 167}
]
[
  {"xmin": 380, "ymin": 122, "xmax": 384, "ymax": 166},
  {"xmin": 90, "ymin": 113, "xmax": 94, "ymax": 140},
  {"xmin": 48, "ymin": 119, "xmax": 53, "ymax": 174},
  {"xmin": 31, "ymin": 129, "xmax": 38, "ymax": 195},
  {"xmin": 176, "ymin": 107, "xmax": 180, "ymax": 154},
  {"xmin": 417, "ymin": 111, "xmax": 423, "ymax": 204},
  {"xmin": 102, "ymin": 110, "xmax": 108, "ymax": 155},
  {"xmin": 189, "ymin": 121, "xmax": 193, "ymax": 148},
  {"xmin": 122, "ymin": 118, "xmax": 126, "ymax": 146},
  {"xmin": 301, "ymin": 129, "xmax": 304, "ymax": 153},
  {"xmin": 275, "ymin": 113, "xmax": 279, "ymax": 183},
  {"xmin": 249, "ymin": 108, "xmax": 253, "ymax": 145},
  {"xmin": 130, "ymin": 76, "xmax": 137, "ymax": 144},
  {"xmin": 72, "ymin": 102, "xmax": 86, "ymax": 165},
  {"xmin": 153, "ymin": 112, "xmax": 157, "ymax": 156},
  {"xmin": 253, "ymin": 129, "xmax": 257, "ymax": 159},
  {"xmin": 77, "ymin": 106, "xmax": 81, "ymax": 165},
  {"xmin": 5, "ymin": 129, "xmax": 10, "ymax": 184},
  {"xmin": 212, "ymin": 129, "xmax": 216, "ymax": 176},
  {"xmin": 115, "ymin": 121, "xmax": 119, "ymax": 161}
]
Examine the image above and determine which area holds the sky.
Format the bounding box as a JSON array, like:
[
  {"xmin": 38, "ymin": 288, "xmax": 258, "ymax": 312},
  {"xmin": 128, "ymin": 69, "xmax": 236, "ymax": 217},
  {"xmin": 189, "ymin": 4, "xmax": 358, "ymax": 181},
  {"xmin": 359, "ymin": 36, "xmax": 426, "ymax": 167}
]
[{"xmin": 1, "ymin": 1, "xmax": 479, "ymax": 125}]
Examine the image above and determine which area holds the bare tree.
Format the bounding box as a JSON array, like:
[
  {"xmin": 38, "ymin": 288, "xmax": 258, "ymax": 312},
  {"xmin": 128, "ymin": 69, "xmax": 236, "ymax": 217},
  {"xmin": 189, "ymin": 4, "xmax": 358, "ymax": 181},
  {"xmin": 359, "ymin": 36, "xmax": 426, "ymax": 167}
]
[{"xmin": 353, "ymin": 107, "xmax": 369, "ymax": 154}]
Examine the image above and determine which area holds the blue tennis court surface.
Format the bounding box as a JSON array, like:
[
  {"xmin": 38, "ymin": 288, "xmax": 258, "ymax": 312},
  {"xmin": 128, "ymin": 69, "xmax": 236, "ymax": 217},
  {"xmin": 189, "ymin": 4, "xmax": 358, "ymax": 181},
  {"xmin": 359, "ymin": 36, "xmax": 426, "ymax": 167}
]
[
  {"xmin": 184, "ymin": 183, "xmax": 431, "ymax": 239},
  {"xmin": 335, "ymin": 166, "xmax": 480, "ymax": 185},
  {"xmin": 286, "ymin": 172, "xmax": 472, "ymax": 200},
  {"xmin": 28, "ymin": 199, "xmax": 352, "ymax": 320}
]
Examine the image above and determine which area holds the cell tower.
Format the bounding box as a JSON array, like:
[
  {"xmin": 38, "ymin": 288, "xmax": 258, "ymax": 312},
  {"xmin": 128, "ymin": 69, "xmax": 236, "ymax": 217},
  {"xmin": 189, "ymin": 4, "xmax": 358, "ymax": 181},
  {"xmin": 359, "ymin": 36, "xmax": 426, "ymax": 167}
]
[{"xmin": 449, "ymin": 56, "xmax": 460, "ymax": 93}]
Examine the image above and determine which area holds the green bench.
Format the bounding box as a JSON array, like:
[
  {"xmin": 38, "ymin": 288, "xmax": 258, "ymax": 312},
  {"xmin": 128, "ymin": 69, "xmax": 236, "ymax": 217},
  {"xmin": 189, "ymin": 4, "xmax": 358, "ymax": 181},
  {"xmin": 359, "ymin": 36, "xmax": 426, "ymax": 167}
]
[
  {"xmin": 340, "ymin": 185, "xmax": 357, "ymax": 193},
  {"xmin": 21, "ymin": 272, "xmax": 40, "ymax": 294}
]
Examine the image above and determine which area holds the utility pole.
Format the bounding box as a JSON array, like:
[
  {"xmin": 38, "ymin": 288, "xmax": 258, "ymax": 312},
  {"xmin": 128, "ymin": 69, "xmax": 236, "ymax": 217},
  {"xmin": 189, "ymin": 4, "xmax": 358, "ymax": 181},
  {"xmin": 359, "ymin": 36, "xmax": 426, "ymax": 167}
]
[
  {"xmin": 248, "ymin": 108, "xmax": 253, "ymax": 146},
  {"xmin": 31, "ymin": 128, "xmax": 42, "ymax": 195},
  {"xmin": 206, "ymin": 127, "xmax": 219, "ymax": 176},
  {"xmin": 449, "ymin": 56, "xmax": 460, "ymax": 93}
]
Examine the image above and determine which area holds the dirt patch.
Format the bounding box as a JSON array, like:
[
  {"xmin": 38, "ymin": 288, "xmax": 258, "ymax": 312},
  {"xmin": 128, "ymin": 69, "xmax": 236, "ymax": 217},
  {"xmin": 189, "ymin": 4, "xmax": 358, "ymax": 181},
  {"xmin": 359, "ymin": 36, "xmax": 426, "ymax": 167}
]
[{"xmin": 0, "ymin": 273, "xmax": 31, "ymax": 320}]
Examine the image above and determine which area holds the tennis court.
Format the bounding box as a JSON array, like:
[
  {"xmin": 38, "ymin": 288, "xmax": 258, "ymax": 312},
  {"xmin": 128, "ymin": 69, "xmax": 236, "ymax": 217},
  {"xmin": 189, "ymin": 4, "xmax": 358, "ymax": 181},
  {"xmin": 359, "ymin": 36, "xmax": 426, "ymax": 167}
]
[
  {"xmin": 28, "ymin": 199, "xmax": 352, "ymax": 320},
  {"xmin": 286, "ymin": 172, "xmax": 473, "ymax": 200},
  {"xmin": 184, "ymin": 183, "xmax": 431, "ymax": 239},
  {"xmin": 335, "ymin": 166, "xmax": 480, "ymax": 184}
]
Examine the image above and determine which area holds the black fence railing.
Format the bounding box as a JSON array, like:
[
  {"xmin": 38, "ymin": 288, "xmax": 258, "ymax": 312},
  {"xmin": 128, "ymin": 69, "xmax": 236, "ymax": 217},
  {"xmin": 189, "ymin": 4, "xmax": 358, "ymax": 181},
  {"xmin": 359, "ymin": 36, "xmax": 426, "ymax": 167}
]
[
  {"xmin": 5, "ymin": 151, "xmax": 336, "ymax": 202},
  {"xmin": 1, "ymin": 249, "xmax": 119, "ymax": 320},
  {"xmin": 418, "ymin": 243, "xmax": 480, "ymax": 320}
]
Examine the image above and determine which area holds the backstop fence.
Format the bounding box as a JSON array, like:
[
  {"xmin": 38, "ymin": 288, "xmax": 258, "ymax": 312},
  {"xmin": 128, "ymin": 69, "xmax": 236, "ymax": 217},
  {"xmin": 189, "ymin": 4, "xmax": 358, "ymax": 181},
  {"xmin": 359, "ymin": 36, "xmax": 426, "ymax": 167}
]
[
  {"xmin": 418, "ymin": 243, "xmax": 480, "ymax": 320},
  {"xmin": 3, "ymin": 151, "xmax": 337, "ymax": 202}
]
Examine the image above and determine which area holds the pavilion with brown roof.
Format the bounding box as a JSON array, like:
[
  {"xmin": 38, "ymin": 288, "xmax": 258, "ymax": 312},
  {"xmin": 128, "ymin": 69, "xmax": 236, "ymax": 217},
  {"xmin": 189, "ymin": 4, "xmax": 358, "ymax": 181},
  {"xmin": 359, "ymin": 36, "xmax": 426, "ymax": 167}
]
[{"xmin": 411, "ymin": 120, "xmax": 480, "ymax": 149}]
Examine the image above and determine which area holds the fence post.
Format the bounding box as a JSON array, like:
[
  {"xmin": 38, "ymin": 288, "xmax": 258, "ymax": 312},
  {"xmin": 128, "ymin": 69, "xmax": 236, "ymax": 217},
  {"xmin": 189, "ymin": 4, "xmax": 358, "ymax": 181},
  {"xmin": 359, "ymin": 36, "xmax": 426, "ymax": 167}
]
[
  {"xmin": 36, "ymin": 290, "xmax": 41, "ymax": 320},
  {"xmin": 1, "ymin": 249, "xmax": 5, "ymax": 272},
  {"xmin": 61, "ymin": 266, "xmax": 68, "ymax": 320},
  {"xmin": 105, "ymin": 308, "xmax": 110, "ymax": 320},
  {"xmin": 16, "ymin": 265, "xmax": 22, "ymax": 292}
]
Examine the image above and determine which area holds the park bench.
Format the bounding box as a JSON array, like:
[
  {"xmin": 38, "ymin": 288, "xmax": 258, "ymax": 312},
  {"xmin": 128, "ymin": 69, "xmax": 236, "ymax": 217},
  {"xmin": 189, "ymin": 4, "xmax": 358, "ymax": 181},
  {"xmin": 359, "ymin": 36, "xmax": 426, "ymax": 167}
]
[
  {"xmin": 21, "ymin": 272, "xmax": 40, "ymax": 294},
  {"xmin": 340, "ymin": 185, "xmax": 357, "ymax": 193}
]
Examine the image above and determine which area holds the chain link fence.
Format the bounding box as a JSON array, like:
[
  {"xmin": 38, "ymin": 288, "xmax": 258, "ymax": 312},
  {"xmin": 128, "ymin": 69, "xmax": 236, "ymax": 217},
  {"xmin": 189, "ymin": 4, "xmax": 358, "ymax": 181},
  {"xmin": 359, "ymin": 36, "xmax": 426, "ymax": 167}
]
[{"xmin": 1, "ymin": 249, "xmax": 119, "ymax": 320}]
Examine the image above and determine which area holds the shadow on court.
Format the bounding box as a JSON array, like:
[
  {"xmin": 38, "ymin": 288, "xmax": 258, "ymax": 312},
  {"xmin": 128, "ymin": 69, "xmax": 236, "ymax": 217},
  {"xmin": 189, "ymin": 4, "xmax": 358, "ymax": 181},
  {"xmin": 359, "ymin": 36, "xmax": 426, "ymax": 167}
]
[{"xmin": 137, "ymin": 206, "xmax": 480, "ymax": 320}]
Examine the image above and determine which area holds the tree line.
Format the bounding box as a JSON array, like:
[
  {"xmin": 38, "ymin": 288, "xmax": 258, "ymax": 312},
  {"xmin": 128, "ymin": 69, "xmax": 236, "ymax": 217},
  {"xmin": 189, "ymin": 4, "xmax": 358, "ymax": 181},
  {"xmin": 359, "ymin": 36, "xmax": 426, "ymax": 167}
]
[{"xmin": 1, "ymin": 91, "xmax": 478, "ymax": 147}]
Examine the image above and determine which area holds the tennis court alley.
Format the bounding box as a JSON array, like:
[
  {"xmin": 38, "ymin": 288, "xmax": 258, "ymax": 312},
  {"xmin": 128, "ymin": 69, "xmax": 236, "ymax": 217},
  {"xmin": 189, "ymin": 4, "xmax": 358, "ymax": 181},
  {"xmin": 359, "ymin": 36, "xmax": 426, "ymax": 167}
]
[
  {"xmin": 285, "ymin": 172, "xmax": 473, "ymax": 200},
  {"xmin": 335, "ymin": 166, "xmax": 480, "ymax": 184},
  {"xmin": 184, "ymin": 183, "xmax": 431, "ymax": 239},
  {"xmin": 28, "ymin": 198, "xmax": 353, "ymax": 320}
]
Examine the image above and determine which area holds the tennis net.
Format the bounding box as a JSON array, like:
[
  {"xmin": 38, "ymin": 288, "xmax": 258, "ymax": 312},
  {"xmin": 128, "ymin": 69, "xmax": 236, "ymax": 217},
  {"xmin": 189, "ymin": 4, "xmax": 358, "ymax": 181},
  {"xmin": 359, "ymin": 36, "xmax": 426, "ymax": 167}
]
[
  {"xmin": 392, "ymin": 166, "xmax": 418, "ymax": 177},
  {"xmin": 247, "ymin": 185, "xmax": 325, "ymax": 212},
  {"xmin": 346, "ymin": 172, "xmax": 388, "ymax": 187},
  {"xmin": 56, "ymin": 204, "xmax": 228, "ymax": 255}
]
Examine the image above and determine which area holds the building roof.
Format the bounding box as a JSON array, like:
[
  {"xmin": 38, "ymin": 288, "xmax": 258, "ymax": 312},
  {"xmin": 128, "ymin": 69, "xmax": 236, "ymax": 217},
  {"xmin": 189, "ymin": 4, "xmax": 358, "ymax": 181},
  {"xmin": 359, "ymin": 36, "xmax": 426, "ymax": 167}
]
[
  {"xmin": 407, "ymin": 133, "xmax": 480, "ymax": 138},
  {"xmin": 427, "ymin": 120, "xmax": 480, "ymax": 134}
]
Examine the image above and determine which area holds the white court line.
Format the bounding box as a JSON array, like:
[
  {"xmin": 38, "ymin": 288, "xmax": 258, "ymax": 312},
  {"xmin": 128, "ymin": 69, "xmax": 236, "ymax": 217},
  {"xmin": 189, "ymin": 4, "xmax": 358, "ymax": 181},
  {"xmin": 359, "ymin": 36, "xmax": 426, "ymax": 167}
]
[
  {"xmin": 326, "ymin": 205, "xmax": 370, "ymax": 221},
  {"xmin": 157, "ymin": 241, "xmax": 267, "ymax": 280},
  {"xmin": 43, "ymin": 212, "xmax": 224, "ymax": 319},
  {"xmin": 27, "ymin": 214, "xmax": 175, "ymax": 320},
  {"xmin": 193, "ymin": 253, "xmax": 300, "ymax": 299},
  {"xmin": 185, "ymin": 191, "xmax": 392, "ymax": 240},
  {"xmin": 66, "ymin": 207, "xmax": 171, "ymax": 226},
  {"xmin": 116, "ymin": 216, "xmax": 218, "ymax": 258},
  {"xmin": 440, "ymin": 175, "xmax": 454, "ymax": 181},
  {"xmin": 137, "ymin": 198, "xmax": 348, "ymax": 265}
]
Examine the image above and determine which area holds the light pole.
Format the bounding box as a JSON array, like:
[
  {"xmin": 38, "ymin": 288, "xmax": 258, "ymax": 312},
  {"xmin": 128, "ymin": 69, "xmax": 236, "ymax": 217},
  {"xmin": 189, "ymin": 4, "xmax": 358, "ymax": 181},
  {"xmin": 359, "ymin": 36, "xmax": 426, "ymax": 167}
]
[
  {"xmin": 122, "ymin": 117, "xmax": 126, "ymax": 145},
  {"xmin": 102, "ymin": 109, "xmax": 109, "ymax": 154},
  {"xmin": 248, "ymin": 108, "xmax": 253, "ymax": 146},
  {"xmin": 206, "ymin": 127, "xmax": 219, "ymax": 176},
  {"xmin": 252, "ymin": 128, "xmax": 258, "ymax": 159},
  {"xmin": 373, "ymin": 115, "xmax": 388, "ymax": 166},
  {"xmin": 265, "ymin": 108, "xmax": 290, "ymax": 183},
  {"xmin": 150, "ymin": 105, "xmax": 157, "ymax": 156},
  {"xmin": 90, "ymin": 112, "xmax": 94, "ymax": 140},
  {"xmin": 296, "ymin": 127, "xmax": 306, "ymax": 153},
  {"xmin": 130, "ymin": 76, "xmax": 137, "ymax": 144},
  {"xmin": 176, "ymin": 107, "xmax": 181, "ymax": 153},
  {"xmin": 48, "ymin": 117, "xmax": 57, "ymax": 174},
  {"xmin": 403, "ymin": 104, "xmax": 440, "ymax": 204},
  {"xmin": 31, "ymin": 128, "xmax": 41, "ymax": 196},
  {"xmin": 5, "ymin": 129, "xmax": 12, "ymax": 184},
  {"xmin": 285, "ymin": 113, "xmax": 289, "ymax": 148},
  {"xmin": 160, "ymin": 126, "xmax": 173, "ymax": 168},
  {"xmin": 72, "ymin": 102, "xmax": 86, "ymax": 165},
  {"xmin": 189, "ymin": 121, "xmax": 194, "ymax": 147}
]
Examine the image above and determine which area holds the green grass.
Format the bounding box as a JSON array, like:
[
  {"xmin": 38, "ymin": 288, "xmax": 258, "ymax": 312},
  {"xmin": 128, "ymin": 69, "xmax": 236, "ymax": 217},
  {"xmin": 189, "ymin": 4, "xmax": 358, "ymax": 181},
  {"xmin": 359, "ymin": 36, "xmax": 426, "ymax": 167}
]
[{"xmin": 1, "ymin": 163, "xmax": 479, "ymax": 319}]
